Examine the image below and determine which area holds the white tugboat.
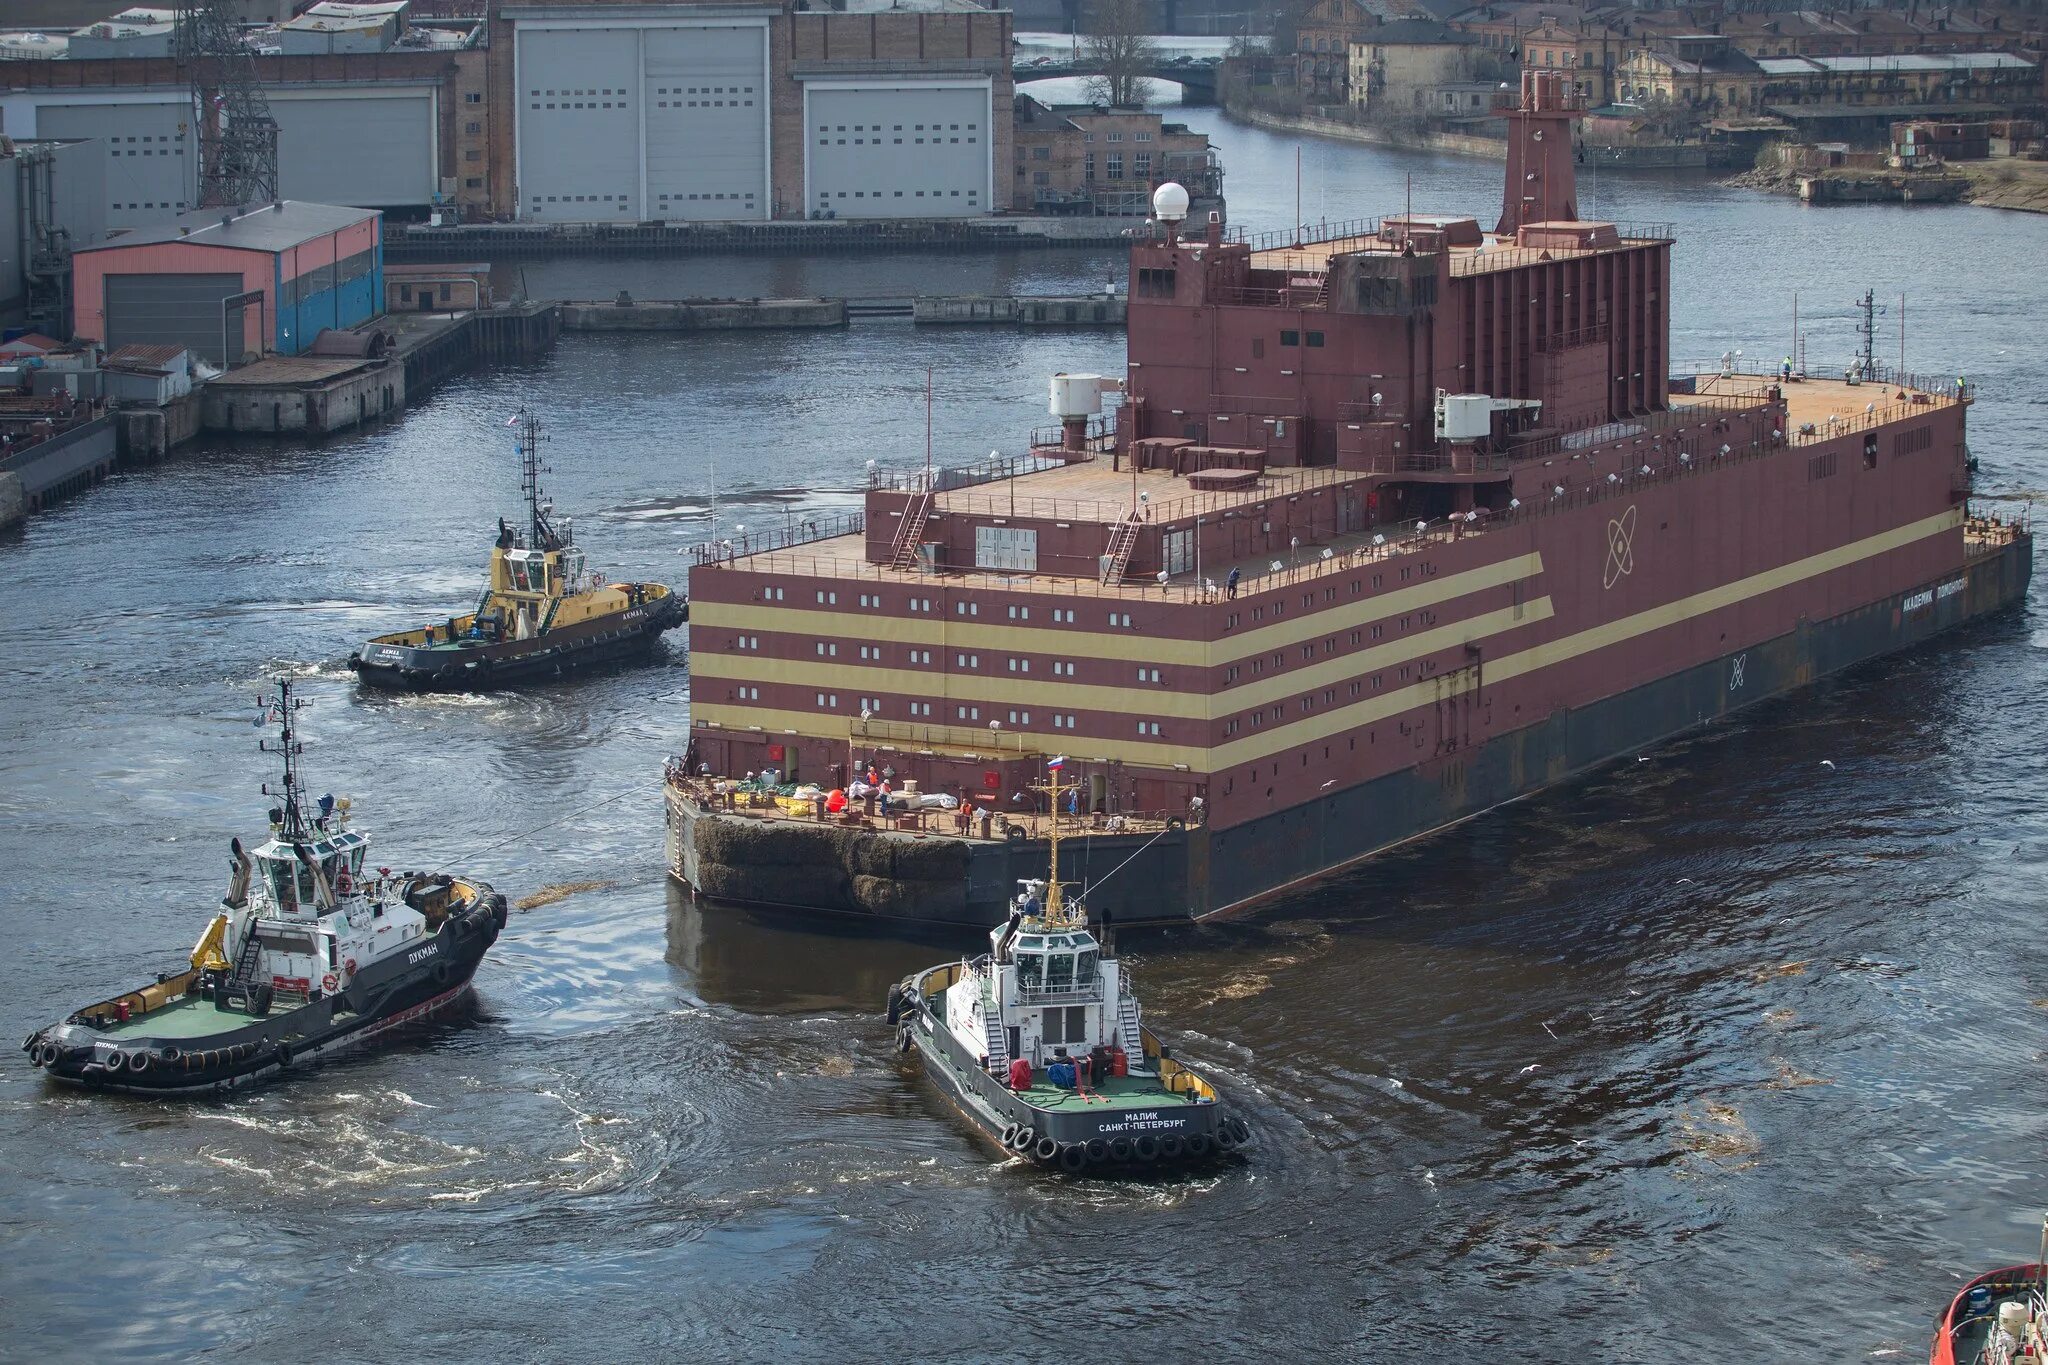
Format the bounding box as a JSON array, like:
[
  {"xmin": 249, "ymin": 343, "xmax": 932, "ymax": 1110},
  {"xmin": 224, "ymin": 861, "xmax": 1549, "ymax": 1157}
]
[
  {"xmin": 21, "ymin": 680, "xmax": 507, "ymax": 1094},
  {"xmin": 887, "ymin": 761, "xmax": 1249, "ymax": 1173}
]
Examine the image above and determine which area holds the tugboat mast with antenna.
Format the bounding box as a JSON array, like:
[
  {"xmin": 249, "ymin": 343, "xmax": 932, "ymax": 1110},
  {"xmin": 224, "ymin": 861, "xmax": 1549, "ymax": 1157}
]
[
  {"xmin": 257, "ymin": 678, "xmax": 312, "ymax": 844},
  {"xmin": 517, "ymin": 411, "xmax": 564, "ymax": 553},
  {"xmin": 1026, "ymin": 762, "xmax": 1084, "ymax": 930}
]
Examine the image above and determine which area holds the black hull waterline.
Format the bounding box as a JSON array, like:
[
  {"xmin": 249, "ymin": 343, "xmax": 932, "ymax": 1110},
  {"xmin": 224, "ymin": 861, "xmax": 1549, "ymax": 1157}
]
[
  {"xmin": 351, "ymin": 597, "xmax": 686, "ymax": 692},
  {"xmin": 23, "ymin": 896, "xmax": 506, "ymax": 1094}
]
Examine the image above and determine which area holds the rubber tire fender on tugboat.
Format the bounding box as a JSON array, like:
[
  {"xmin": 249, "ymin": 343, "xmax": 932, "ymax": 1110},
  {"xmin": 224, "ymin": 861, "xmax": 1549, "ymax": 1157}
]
[
  {"xmin": 1000, "ymin": 1122, "xmax": 1021, "ymax": 1149},
  {"xmin": 1166, "ymin": 816, "xmax": 1185, "ymax": 832},
  {"xmin": 1108, "ymin": 1136, "xmax": 1134, "ymax": 1164},
  {"xmin": 1057, "ymin": 1143, "xmax": 1089, "ymax": 1174},
  {"xmin": 885, "ymin": 988, "xmax": 903, "ymax": 1027},
  {"xmin": 1133, "ymin": 1135, "xmax": 1160, "ymax": 1163},
  {"xmin": 1032, "ymin": 1135, "xmax": 1060, "ymax": 1163},
  {"xmin": 103, "ymin": 1050, "xmax": 125, "ymax": 1073},
  {"xmin": 1188, "ymin": 1132, "xmax": 1214, "ymax": 1159},
  {"xmin": 275, "ymin": 1040, "xmax": 294, "ymax": 1068},
  {"xmin": 1084, "ymin": 1137, "xmax": 1109, "ymax": 1163},
  {"xmin": 129, "ymin": 1051, "xmax": 152, "ymax": 1074},
  {"xmin": 1159, "ymin": 1134, "xmax": 1185, "ymax": 1161},
  {"xmin": 1229, "ymin": 1117, "xmax": 1251, "ymax": 1145},
  {"xmin": 1009, "ymin": 1127, "xmax": 1036, "ymax": 1154},
  {"xmin": 897, "ymin": 1025, "xmax": 914, "ymax": 1054},
  {"xmin": 433, "ymin": 959, "xmax": 455, "ymax": 989}
]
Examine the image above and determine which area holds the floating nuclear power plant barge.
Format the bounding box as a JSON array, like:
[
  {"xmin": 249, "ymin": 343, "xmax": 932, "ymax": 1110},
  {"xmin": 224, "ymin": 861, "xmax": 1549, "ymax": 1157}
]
[{"xmin": 664, "ymin": 71, "xmax": 2032, "ymax": 925}]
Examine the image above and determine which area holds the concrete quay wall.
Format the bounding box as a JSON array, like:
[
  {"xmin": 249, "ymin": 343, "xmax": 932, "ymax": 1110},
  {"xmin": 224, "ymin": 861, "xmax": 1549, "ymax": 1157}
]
[{"xmin": 560, "ymin": 299, "xmax": 848, "ymax": 331}]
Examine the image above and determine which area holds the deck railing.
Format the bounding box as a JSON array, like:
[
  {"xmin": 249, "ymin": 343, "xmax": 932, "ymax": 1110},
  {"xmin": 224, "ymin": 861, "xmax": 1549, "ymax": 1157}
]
[
  {"xmin": 689, "ymin": 509, "xmax": 865, "ymax": 565},
  {"xmin": 1225, "ymin": 216, "xmax": 1382, "ymax": 253}
]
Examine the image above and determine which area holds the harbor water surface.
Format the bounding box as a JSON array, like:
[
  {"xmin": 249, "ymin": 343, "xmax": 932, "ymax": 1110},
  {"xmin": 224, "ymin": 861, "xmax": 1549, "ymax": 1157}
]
[{"xmin": 3, "ymin": 115, "xmax": 2046, "ymax": 1360}]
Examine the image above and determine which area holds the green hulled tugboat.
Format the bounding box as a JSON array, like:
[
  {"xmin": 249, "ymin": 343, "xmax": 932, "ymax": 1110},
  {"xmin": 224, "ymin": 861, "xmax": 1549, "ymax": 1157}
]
[
  {"xmin": 886, "ymin": 760, "xmax": 1249, "ymax": 1174},
  {"xmin": 349, "ymin": 411, "xmax": 685, "ymax": 691},
  {"xmin": 21, "ymin": 680, "xmax": 507, "ymax": 1094}
]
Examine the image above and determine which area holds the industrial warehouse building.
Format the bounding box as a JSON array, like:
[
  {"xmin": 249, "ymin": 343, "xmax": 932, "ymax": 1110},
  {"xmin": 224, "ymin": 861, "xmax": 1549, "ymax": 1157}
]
[
  {"xmin": 501, "ymin": 1, "xmax": 1010, "ymax": 223},
  {"xmin": 0, "ymin": 0, "xmax": 1011, "ymax": 228},
  {"xmin": 70, "ymin": 201, "xmax": 382, "ymax": 366}
]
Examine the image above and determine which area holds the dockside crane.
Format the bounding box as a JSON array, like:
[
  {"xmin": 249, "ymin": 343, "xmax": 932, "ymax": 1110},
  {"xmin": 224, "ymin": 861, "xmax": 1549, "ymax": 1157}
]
[{"xmin": 174, "ymin": 0, "xmax": 278, "ymax": 208}]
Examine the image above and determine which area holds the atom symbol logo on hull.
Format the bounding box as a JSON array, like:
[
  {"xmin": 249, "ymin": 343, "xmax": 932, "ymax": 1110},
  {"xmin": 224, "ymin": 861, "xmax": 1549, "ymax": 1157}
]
[{"xmin": 1604, "ymin": 504, "xmax": 1638, "ymax": 590}]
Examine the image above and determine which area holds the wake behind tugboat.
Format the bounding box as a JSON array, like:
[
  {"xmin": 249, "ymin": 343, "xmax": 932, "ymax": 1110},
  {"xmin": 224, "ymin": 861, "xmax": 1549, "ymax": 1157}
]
[
  {"xmin": 20, "ymin": 680, "xmax": 507, "ymax": 1094},
  {"xmin": 349, "ymin": 411, "xmax": 685, "ymax": 691},
  {"xmin": 887, "ymin": 762, "xmax": 1248, "ymax": 1174}
]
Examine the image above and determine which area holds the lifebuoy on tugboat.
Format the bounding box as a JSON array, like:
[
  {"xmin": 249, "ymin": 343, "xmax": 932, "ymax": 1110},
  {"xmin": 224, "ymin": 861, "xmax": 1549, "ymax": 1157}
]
[
  {"xmin": 320, "ymin": 973, "xmax": 338, "ymax": 994},
  {"xmin": 335, "ymin": 870, "xmax": 353, "ymax": 896}
]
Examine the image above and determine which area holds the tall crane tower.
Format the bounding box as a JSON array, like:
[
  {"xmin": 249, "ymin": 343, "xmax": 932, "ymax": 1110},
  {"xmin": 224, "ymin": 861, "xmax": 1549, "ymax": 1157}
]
[{"xmin": 174, "ymin": 0, "xmax": 278, "ymax": 207}]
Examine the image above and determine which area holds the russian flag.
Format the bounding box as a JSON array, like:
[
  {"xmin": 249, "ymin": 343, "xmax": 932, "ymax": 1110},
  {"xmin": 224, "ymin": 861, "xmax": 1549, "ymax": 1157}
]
[{"xmin": 1047, "ymin": 755, "xmax": 1066, "ymax": 771}]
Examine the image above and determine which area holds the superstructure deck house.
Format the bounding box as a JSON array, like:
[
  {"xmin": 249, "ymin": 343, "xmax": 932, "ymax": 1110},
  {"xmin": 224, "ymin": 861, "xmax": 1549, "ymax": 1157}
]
[{"xmin": 667, "ymin": 71, "xmax": 2031, "ymax": 925}]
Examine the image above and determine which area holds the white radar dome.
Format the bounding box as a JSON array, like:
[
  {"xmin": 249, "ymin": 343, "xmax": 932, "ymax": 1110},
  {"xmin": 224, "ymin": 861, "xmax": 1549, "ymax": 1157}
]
[{"xmin": 1152, "ymin": 182, "xmax": 1190, "ymax": 223}]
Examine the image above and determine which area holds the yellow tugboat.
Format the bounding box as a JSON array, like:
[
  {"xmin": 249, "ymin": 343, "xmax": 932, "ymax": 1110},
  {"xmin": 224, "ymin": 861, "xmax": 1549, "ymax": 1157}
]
[{"xmin": 350, "ymin": 412, "xmax": 685, "ymax": 691}]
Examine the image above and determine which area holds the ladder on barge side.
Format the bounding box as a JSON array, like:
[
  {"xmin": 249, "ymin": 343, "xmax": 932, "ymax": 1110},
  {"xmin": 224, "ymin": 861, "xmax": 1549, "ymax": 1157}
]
[
  {"xmin": 1099, "ymin": 512, "xmax": 1141, "ymax": 587},
  {"xmin": 890, "ymin": 487, "xmax": 935, "ymax": 571}
]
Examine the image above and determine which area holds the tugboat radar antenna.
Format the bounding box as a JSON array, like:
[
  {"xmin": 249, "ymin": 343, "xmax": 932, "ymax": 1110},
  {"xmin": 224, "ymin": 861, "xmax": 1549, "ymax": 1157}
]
[{"xmin": 257, "ymin": 677, "xmax": 312, "ymax": 843}]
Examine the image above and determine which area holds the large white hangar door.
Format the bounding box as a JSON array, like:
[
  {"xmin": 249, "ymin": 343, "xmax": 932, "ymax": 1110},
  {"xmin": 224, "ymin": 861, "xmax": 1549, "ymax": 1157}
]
[
  {"xmin": 271, "ymin": 91, "xmax": 437, "ymax": 208},
  {"xmin": 36, "ymin": 100, "xmax": 191, "ymax": 230},
  {"xmin": 518, "ymin": 27, "xmax": 643, "ymax": 222},
  {"xmin": 644, "ymin": 26, "xmax": 766, "ymax": 222},
  {"xmin": 806, "ymin": 85, "xmax": 989, "ymax": 220}
]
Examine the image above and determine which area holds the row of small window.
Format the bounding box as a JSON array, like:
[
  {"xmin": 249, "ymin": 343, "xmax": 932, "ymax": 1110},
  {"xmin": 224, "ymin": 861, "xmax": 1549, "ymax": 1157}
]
[
  {"xmin": 1081, "ymin": 131, "xmax": 1153, "ymax": 143},
  {"xmin": 723, "ymin": 686, "xmax": 1165, "ymax": 740},
  {"xmin": 1219, "ymin": 627, "xmax": 1389, "ymax": 684},
  {"xmin": 1217, "ymin": 569, "xmax": 1417, "ymax": 634},
  {"xmin": 1218, "ymin": 675, "xmax": 1408, "ymax": 736},
  {"xmin": 818, "ymin": 123, "xmax": 975, "ymax": 133},
  {"xmin": 114, "ymin": 201, "xmax": 186, "ymax": 211},
  {"xmin": 1081, "ymin": 154, "xmax": 1151, "ymax": 180},
  {"xmin": 817, "ymin": 190, "xmax": 978, "ymax": 201},
  {"xmin": 817, "ymin": 136, "xmax": 974, "ymax": 145},
  {"xmin": 759, "ymin": 587, "xmax": 1097, "ymax": 626},
  {"xmin": 653, "ymin": 100, "xmax": 754, "ymax": 108},
  {"xmin": 835, "ymin": 645, "xmax": 1147, "ymax": 680},
  {"xmin": 111, "ymin": 147, "xmax": 182, "ymax": 157},
  {"xmin": 659, "ymin": 193, "xmax": 756, "ymax": 202}
]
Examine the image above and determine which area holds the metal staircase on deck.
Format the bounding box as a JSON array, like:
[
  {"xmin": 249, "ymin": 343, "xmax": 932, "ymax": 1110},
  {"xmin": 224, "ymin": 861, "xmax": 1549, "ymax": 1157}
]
[
  {"xmin": 889, "ymin": 487, "xmax": 936, "ymax": 570},
  {"xmin": 981, "ymin": 998, "xmax": 1009, "ymax": 1074},
  {"xmin": 1099, "ymin": 513, "xmax": 1141, "ymax": 587},
  {"xmin": 1117, "ymin": 994, "xmax": 1145, "ymax": 1062},
  {"xmin": 226, "ymin": 930, "xmax": 263, "ymax": 994}
]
